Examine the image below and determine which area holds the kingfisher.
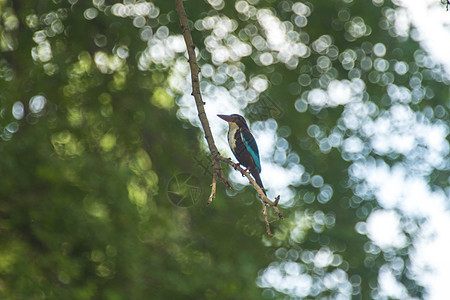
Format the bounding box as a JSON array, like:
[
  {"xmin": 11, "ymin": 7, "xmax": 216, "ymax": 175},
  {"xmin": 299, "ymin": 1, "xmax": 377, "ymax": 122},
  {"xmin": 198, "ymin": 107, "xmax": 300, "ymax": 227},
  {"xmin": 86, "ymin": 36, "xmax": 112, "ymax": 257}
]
[{"xmin": 217, "ymin": 114, "xmax": 265, "ymax": 195}]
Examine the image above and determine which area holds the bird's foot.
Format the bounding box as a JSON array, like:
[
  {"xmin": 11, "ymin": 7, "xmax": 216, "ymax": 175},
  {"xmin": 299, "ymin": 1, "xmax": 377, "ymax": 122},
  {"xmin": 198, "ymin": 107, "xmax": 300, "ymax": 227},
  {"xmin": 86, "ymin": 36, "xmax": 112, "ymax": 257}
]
[
  {"xmin": 233, "ymin": 163, "xmax": 250, "ymax": 177},
  {"xmin": 240, "ymin": 167, "xmax": 250, "ymax": 177}
]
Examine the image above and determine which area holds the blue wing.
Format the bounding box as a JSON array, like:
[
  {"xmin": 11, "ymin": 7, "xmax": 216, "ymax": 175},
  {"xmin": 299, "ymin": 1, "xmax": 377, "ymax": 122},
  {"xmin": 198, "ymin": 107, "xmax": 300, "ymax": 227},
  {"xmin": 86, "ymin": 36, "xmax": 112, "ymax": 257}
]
[{"xmin": 240, "ymin": 129, "xmax": 261, "ymax": 172}]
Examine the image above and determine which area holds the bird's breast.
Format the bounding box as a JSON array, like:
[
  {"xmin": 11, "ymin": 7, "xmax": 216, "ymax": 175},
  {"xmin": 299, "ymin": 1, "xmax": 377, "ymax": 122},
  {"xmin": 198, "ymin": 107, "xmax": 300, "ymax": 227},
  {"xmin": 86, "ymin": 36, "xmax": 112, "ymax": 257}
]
[{"xmin": 227, "ymin": 123, "xmax": 239, "ymax": 152}]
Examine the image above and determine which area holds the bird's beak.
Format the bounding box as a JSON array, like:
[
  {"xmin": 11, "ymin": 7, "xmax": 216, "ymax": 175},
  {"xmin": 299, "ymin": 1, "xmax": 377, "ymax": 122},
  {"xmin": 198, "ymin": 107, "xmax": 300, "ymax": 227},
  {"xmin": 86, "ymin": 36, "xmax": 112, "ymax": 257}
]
[{"xmin": 217, "ymin": 114, "xmax": 233, "ymax": 122}]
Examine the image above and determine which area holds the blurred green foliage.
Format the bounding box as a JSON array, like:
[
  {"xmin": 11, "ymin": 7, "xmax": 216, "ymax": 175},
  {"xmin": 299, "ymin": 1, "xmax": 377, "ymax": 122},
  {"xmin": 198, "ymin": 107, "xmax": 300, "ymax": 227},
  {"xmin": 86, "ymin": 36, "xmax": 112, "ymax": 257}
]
[{"xmin": 0, "ymin": 0, "xmax": 448, "ymax": 299}]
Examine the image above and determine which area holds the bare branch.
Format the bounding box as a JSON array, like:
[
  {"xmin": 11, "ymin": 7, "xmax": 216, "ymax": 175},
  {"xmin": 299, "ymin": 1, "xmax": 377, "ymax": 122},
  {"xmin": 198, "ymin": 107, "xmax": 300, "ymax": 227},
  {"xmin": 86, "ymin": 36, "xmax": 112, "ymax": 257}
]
[
  {"xmin": 442, "ymin": 0, "xmax": 450, "ymax": 11},
  {"xmin": 174, "ymin": 0, "xmax": 283, "ymax": 234},
  {"xmin": 207, "ymin": 173, "xmax": 217, "ymax": 206},
  {"xmin": 217, "ymin": 156, "xmax": 284, "ymax": 220},
  {"xmin": 262, "ymin": 202, "xmax": 273, "ymax": 237},
  {"xmin": 174, "ymin": 0, "xmax": 233, "ymax": 200}
]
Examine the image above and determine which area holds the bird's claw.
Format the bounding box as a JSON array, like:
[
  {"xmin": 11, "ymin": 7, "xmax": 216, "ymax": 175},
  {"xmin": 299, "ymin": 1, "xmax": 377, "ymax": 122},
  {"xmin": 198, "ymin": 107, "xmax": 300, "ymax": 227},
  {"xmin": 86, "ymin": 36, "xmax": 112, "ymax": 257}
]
[
  {"xmin": 240, "ymin": 167, "xmax": 250, "ymax": 177},
  {"xmin": 233, "ymin": 163, "xmax": 248, "ymax": 176}
]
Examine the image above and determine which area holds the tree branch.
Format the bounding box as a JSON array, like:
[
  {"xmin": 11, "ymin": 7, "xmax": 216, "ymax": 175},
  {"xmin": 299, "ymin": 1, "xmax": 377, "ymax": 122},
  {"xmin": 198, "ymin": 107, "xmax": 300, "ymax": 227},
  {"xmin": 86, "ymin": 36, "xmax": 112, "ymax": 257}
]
[
  {"xmin": 262, "ymin": 202, "xmax": 272, "ymax": 237},
  {"xmin": 174, "ymin": 0, "xmax": 283, "ymax": 235},
  {"xmin": 217, "ymin": 156, "xmax": 283, "ymax": 220},
  {"xmin": 207, "ymin": 172, "xmax": 216, "ymax": 206},
  {"xmin": 174, "ymin": 0, "xmax": 233, "ymax": 199}
]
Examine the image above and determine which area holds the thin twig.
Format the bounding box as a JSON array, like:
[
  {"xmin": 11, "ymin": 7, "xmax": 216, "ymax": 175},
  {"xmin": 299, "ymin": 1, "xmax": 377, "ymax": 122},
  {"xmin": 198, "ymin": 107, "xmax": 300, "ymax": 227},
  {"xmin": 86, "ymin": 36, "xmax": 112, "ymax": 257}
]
[
  {"xmin": 207, "ymin": 173, "xmax": 216, "ymax": 206},
  {"xmin": 174, "ymin": 0, "xmax": 233, "ymax": 203},
  {"xmin": 442, "ymin": 0, "xmax": 450, "ymax": 11},
  {"xmin": 262, "ymin": 202, "xmax": 273, "ymax": 237}
]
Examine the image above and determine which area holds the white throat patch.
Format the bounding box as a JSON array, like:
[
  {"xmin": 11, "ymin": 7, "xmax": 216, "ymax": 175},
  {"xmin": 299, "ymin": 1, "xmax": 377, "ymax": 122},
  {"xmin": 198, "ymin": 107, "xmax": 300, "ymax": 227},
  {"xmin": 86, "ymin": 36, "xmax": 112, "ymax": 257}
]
[{"xmin": 227, "ymin": 122, "xmax": 239, "ymax": 150}]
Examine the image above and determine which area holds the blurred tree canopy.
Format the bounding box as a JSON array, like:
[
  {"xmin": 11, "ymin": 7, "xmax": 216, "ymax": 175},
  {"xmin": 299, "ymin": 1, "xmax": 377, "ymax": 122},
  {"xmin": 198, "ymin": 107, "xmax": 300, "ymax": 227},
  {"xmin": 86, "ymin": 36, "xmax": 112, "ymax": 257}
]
[{"xmin": 0, "ymin": 0, "xmax": 448, "ymax": 299}]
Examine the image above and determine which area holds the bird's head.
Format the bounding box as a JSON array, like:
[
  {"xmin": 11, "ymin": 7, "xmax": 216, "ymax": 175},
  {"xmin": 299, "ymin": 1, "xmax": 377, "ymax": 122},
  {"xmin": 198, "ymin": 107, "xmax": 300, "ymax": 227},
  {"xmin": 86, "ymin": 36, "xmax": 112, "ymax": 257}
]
[{"xmin": 217, "ymin": 114, "xmax": 249, "ymax": 129}]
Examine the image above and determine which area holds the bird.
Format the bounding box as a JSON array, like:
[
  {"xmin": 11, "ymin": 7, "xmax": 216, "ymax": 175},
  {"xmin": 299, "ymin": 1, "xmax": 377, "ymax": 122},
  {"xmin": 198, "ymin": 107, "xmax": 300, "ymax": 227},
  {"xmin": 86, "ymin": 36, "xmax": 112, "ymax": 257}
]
[{"xmin": 217, "ymin": 114, "xmax": 266, "ymax": 195}]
